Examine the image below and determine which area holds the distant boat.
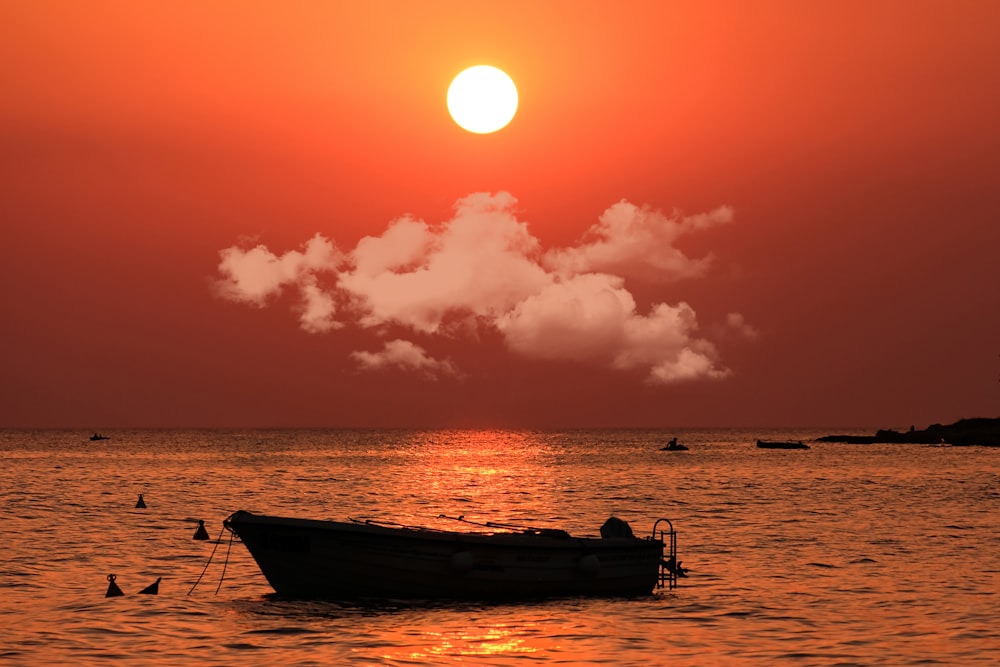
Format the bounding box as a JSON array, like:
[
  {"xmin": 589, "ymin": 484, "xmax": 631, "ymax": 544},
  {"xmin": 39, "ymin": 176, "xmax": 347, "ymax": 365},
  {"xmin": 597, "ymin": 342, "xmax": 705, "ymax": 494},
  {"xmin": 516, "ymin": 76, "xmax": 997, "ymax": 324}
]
[
  {"xmin": 223, "ymin": 510, "xmax": 680, "ymax": 600},
  {"xmin": 89, "ymin": 433, "xmax": 110, "ymax": 441},
  {"xmin": 660, "ymin": 438, "xmax": 689, "ymax": 451},
  {"xmin": 756, "ymin": 439, "xmax": 809, "ymax": 450}
]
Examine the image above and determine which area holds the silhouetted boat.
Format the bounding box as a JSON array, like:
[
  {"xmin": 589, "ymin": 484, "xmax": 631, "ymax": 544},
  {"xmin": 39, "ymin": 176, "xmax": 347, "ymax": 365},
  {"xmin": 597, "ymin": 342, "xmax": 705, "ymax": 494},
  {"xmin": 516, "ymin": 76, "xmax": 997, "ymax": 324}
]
[
  {"xmin": 660, "ymin": 441, "xmax": 689, "ymax": 451},
  {"xmin": 223, "ymin": 510, "xmax": 678, "ymax": 600},
  {"xmin": 756, "ymin": 439, "xmax": 810, "ymax": 450},
  {"xmin": 89, "ymin": 433, "xmax": 110, "ymax": 441}
]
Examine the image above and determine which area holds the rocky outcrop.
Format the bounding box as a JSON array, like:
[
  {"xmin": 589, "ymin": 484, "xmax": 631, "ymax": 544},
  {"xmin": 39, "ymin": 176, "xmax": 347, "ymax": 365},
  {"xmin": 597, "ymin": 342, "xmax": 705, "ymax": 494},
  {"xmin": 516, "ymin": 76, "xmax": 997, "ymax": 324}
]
[{"xmin": 817, "ymin": 417, "xmax": 1000, "ymax": 446}]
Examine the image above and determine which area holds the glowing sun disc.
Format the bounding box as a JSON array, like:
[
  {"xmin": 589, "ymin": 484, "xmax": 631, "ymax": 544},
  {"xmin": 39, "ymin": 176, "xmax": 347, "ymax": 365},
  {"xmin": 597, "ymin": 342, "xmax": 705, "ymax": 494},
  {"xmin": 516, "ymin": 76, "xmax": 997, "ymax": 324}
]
[{"xmin": 447, "ymin": 65, "xmax": 518, "ymax": 134}]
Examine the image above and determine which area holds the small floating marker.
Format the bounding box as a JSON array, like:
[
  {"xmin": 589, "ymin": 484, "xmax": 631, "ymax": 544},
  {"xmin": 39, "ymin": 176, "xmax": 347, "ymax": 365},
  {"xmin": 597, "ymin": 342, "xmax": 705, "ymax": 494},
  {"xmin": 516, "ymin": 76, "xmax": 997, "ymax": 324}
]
[
  {"xmin": 105, "ymin": 574, "xmax": 124, "ymax": 597},
  {"xmin": 192, "ymin": 519, "xmax": 209, "ymax": 540},
  {"xmin": 135, "ymin": 494, "xmax": 146, "ymax": 509},
  {"xmin": 138, "ymin": 577, "xmax": 161, "ymax": 595}
]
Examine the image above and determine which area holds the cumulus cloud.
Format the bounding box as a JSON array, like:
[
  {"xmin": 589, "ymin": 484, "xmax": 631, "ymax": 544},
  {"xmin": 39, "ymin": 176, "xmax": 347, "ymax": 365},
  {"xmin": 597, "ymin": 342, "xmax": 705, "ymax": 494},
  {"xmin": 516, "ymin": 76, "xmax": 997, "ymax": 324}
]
[
  {"xmin": 616, "ymin": 303, "xmax": 730, "ymax": 383},
  {"xmin": 337, "ymin": 191, "xmax": 550, "ymax": 334},
  {"xmin": 214, "ymin": 192, "xmax": 744, "ymax": 383},
  {"xmin": 544, "ymin": 201, "xmax": 734, "ymax": 282},
  {"xmin": 497, "ymin": 273, "xmax": 635, "ymax": 362},
  {"xmin": 214, "ymin": 233, "xmax": 344, "ymax": 331},
  {"xmin": 496, "ymin": 275, "xmax": 729, "ymax": 383},
  {"xmin": 351, "ymin": 339, "xmax": 460, "ymax": 378}
]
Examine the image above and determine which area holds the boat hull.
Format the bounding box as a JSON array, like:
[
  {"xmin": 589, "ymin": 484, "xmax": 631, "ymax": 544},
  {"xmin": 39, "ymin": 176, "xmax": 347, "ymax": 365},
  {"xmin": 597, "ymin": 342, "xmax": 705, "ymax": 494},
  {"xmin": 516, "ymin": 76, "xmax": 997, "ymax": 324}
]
[
  {"xmin": 224, "ymin": 511, "xmax": 665, "ymax": 600},
  {"xmin": 756, "ymin": 440, "xmax": 810, "ymax": 449}
]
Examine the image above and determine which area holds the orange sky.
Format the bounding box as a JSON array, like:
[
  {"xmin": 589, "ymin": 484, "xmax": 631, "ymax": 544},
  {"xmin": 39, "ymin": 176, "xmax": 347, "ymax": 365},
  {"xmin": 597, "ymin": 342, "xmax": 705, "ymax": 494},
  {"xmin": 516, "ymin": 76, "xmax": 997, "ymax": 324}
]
[{"xmin": 2, "ymin": 1, "xmax": 998, "ymax": 428}]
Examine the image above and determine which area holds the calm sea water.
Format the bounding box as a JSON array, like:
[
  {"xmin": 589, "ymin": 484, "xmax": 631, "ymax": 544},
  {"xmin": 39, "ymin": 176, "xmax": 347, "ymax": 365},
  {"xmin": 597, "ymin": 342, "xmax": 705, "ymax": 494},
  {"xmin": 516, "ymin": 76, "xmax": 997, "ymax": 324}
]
[{"xmin": 1, "ymin": 428, "xmax": 997, "ymax": 666}]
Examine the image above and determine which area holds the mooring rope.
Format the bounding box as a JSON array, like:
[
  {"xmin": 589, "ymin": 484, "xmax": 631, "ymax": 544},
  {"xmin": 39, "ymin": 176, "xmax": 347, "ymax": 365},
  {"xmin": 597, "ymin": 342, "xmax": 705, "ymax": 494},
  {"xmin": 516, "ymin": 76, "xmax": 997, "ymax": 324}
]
[
  {"xmin": 187, "ymin": 522, "xmax": 227, "ymax": 596},
  {"xmin": 215, "ymin": 527, "xmax": 235, "ymax": 594}
]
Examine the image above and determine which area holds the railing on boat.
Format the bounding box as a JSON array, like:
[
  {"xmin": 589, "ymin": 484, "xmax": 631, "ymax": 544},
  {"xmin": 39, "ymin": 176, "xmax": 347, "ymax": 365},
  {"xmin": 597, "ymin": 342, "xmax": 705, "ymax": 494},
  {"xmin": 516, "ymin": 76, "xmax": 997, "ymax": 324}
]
[{"xmin": 652, "ymin": 518, "xmax": 679, "ymax": 590}]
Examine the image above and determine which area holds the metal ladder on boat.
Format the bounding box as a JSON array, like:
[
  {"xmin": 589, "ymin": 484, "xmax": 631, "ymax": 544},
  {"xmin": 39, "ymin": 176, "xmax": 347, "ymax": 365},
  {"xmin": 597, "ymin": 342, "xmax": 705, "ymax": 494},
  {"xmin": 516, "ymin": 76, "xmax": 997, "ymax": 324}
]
[{"xmin": 652, "ymin": 518, "xmax": 679, "ymax": 590}]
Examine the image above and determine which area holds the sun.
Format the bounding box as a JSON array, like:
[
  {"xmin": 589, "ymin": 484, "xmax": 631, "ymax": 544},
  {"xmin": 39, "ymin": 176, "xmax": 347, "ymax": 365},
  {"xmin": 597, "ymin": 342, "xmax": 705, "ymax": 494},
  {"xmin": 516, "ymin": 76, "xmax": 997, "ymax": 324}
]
[{"xmin": 447, "ymin": 66, "xmax": 518, "ymax": 134}]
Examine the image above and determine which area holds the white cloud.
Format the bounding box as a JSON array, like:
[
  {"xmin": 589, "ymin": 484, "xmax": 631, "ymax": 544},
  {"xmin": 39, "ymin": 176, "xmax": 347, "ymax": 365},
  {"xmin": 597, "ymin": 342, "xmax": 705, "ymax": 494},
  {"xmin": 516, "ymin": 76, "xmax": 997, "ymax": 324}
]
[
  {"xmin": 496, "ymin": 273, "xmax": 634, "ymax": 361},
  {"xmin": 497, "ymin": 278, "xmax": 729, "ymax": 384},
  {"xmin": 338, "ymin": 192, "xmax": 551, "ymax": 333},
  {"xmin": 214, "ymin": 233, "xmax": 342, "ymax": 308},
  {"xmin": 544, "ymin": 201, "xmax": 734, "ymax": 282},
  {"xmin": 298, "ymin": 278, "xmax": 341, "ymax": 333},
  {"xmin": 351, "ymin": 339, "xmax": 459, "ymax": 378},
  {"xmin": 647, "ymin": 346, "xmax": 731, "ymax": 384},
  {"xmin": 352, "ymin": 216, "xmax": 434, "ymax": 277},
  {"xmin": 214, "ymin": 193, "xmax": 746, "ymax": 383},
  {"xmin": 615, "ymin": 302, "xmax": 730, "ymax": 384}
]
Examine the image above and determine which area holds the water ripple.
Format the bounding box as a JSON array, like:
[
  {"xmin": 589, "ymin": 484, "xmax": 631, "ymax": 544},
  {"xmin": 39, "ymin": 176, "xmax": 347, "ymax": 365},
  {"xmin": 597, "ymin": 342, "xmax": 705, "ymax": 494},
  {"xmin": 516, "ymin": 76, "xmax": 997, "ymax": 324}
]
[{"xmin": 1, "ymin": 428, "xmax": 998, "ymax": 666}]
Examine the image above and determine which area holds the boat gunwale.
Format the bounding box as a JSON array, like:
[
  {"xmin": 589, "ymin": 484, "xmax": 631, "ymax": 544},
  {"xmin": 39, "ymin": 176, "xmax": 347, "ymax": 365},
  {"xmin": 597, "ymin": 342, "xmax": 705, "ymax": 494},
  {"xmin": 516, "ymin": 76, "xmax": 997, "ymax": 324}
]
[{"xmin": 224, "ymin": 510, "xmax": 663, "ymax": 550}]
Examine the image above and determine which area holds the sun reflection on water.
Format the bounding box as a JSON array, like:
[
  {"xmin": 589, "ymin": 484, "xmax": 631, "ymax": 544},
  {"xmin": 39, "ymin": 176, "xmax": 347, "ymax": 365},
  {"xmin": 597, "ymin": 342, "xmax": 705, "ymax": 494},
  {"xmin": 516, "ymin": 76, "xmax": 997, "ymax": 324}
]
[
  {"xmin": 380, "ymin": 429, "xmax": 574, "ymax": 531},
  {"xmin": 390, "ymin": 622, "xmax": 542, "ymax": 662}
]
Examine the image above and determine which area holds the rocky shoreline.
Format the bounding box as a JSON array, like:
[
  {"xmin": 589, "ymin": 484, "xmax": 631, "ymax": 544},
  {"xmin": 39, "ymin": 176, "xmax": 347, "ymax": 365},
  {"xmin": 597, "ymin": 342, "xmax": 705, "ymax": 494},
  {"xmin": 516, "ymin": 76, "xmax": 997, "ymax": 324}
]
[{"xmin": 817, "ymin": 417, "xmax": 1000, "ymax": 446}]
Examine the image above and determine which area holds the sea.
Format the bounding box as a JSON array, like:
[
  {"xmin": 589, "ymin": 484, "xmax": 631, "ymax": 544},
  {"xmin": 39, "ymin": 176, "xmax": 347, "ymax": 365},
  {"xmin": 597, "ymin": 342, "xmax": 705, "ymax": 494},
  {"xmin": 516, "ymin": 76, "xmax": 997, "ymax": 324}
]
[{"xmin": 1, "ymin": 428, "xmax": 997, "ymax": 666}]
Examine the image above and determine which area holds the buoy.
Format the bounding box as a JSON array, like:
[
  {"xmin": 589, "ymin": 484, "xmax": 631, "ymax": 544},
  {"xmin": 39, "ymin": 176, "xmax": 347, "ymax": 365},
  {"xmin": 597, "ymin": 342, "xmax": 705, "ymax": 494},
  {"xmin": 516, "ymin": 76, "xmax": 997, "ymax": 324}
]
[
  {"xmin": 193, "ymin": 520, "xmax": 209, "ymax": 540},
  {"xmin": 135, "ymin": 494, "xmax": 146, "ymax": 509},
  {"xmin": 138, "ymin": 577, "xmax": 161, "ymax": 595},
  {"xmin": 105, "ymin": 574, "xmax": 124, "ymax": 597}
]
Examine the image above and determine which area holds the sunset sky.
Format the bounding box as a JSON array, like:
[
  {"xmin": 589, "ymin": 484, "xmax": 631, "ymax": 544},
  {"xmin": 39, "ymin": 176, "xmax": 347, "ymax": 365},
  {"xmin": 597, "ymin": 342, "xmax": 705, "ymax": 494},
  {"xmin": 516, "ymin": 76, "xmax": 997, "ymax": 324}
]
[{"xmin": 3, "ymin": 1, "xmax": 998, "ymax": 428}]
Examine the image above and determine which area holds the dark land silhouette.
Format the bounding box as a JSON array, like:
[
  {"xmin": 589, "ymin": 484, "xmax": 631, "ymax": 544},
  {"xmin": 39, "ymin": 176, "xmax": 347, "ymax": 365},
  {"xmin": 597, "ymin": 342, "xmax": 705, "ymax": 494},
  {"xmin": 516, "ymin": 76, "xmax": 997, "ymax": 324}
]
[{"xmin": 818, "ymin": 417, "xmax": 1000, "ymax": 446}]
